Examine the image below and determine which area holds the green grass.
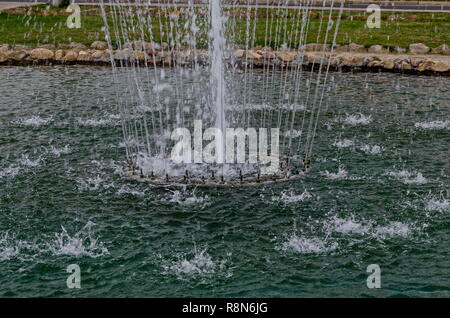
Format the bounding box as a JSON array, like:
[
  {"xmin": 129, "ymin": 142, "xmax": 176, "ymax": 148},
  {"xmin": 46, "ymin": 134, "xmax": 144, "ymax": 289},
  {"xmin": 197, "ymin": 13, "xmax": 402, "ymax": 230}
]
[{"xmin": 0, "ymin": 6, "xmax": 449, "ymax": 49}]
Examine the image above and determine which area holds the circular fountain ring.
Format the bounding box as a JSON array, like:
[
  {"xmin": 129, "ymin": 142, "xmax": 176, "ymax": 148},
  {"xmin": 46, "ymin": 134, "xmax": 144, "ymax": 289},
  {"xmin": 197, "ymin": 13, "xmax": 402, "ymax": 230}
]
[{"xmin": 124, "ymin": 158, "xmax": 311, "ymax": 188}]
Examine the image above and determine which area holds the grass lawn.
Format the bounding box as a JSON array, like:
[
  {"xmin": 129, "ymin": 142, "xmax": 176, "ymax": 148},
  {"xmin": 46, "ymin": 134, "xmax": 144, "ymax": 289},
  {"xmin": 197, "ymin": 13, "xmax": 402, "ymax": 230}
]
[{"xmin": 0, "ymin": 5, "xmax": 449, "ymax": 49}]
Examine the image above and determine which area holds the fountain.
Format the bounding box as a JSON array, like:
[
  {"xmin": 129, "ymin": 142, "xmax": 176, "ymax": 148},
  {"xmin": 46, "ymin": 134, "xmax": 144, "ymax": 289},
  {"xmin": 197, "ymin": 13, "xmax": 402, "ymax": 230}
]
[{"xmin": 99, "ymin": 0, "xmax": 344, "ymax": 187}]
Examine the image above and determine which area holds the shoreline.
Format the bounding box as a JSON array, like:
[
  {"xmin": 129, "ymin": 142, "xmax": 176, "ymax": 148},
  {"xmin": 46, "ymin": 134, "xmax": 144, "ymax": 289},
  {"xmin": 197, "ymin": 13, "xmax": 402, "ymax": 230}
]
[{"xmin": 1, "ymin": 44, "xmax": 450, "ymax": 76}]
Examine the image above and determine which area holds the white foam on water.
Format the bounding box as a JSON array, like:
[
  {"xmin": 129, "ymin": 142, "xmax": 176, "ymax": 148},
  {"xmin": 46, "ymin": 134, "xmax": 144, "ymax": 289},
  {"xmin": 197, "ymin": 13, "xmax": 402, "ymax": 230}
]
[
  {"xmin": 167, "ymin": 189, "xmax": 210, "ymax": 207},
  {"xmin": 280, "ymin": 235, "xmax": 338, "ymax": 254},
  {"xmin": 18, "ymin": 154, "xmax": 41, "ymax": 168},
  {"xmin": 333, "ymin": 139, "xmax": 354, "ymax": 148},
  {"xmin": 16, "ymin": 115, "xmax": 53, "ymax": 127},
  {"xmin": 321, "ymin": 166, "xmax": 349, "ymax": 180},
  {"xmin": 0, "ymin": 232, "xmax": 20, "ymax": 261},
  {"xmin": 117, "ymin": 185, "xmax": 147, "ymax": 196},
  {"xmin": 359, "ymin": 144, "xmax": 382, "ymax": 154},
  {"xmin": 76, "ymin": 175, "xmax": 114, "ymax": 192},
  {"xmin": 414, "ymin": 120, "xmax": 449, "ymax": 130},
  {"xmin": 229, "ymin": 103, "xmax": 305, "ymax": 112},
  {"xmin": 76, "ymin": 118, "xmax": 115, "ymax": 127},
  {"xmin": 386, "ymin": 170, "xmax": 428, "ymax": 185},
  {"xmin": 271, "ymin": 189, "xmax": 311, "ymax": 204},
  {"xmin": 48, "ymin": 145, "xmax": 71, "ymax": 157},
  {"xmin": 162, "ymin": 247, "xmax": 230, "ymax": 279},
  {"xmin": 373, "ymin": 221, "xmax": 411, "ymax": 239},
  {"xmin": 341, "ymin": 113, "xmax": 372, "ymax": 126},
  {"xmin": 283, "ymin": 130, "xmax": 302, "ymax": 138},
  {"xmin": 47, "ymin": 222, "xmax": 109, "ymax": 258},
  {"xmin": 0, "ymin": 166, "xmax": 20, "ymax": 178},
  {"xmin": 425, "ymin": 197, "xmax": 450, "ymax": 213},
  {"xmin": 329, "ymin": 216, "xmax": 371, "ymax": 235}
]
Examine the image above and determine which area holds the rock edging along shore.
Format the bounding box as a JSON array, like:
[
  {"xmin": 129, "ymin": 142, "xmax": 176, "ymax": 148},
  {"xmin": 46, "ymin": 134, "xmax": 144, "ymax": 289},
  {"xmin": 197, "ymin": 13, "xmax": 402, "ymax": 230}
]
[{"xmin": 1, "ymin": 42, "xmax": 450, "ymax": 75}]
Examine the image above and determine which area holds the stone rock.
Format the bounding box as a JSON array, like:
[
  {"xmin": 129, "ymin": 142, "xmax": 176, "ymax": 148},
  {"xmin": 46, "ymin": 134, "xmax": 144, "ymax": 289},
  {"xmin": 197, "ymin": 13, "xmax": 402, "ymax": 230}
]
[
  {"xmin": 348, "ymin": 43, "xmax": 367, "ymax": 53},
  {"xmin": 163, "ymin": 55, "xmax": 172, "ymax": 66},
  {"xmin": 29, "ymin": 48, "xmax": 54, "ymax": 60},
  {"xmin": 335, "ymin": 43, "xmax": 366, "ymax": 53},
  {"xmin": 417, "ymin": 60, "xmax": 433, "ymax": 72},
  {"xmin": 368, "ymin": 45, "xmax": 388, "ymax": 54},
  {"xmin": 304, "ymin": 43, "xmax": 330, "ymax": 52},
  {"xmin": 62, "ymin": 50, "xmax": 78, "ymax": 61},
  {"xmin": 69, "ymin": 42, "xmax": 88, "ymax": 50},
  {"xmin": 368, "ymin": 60, "xmax": 384, "ymax": 68},
  {"xmin": 409, "ymin": 43, "xmax": 430, "ymax": 54},
  {"xmin": 431, "ymin": 44, "xmax": 450, "ymax": 55},
  {"xmin": 91, "ymin": 50, "xmax": 106, "ymax": 60},
  {"xmin": 13, "ymin": 45, "xmax": 31, "ymax": 51},
  {"xmin": 114, "ymin": 49, "xmax": 133, "ymax": 60},
  {"xmin": 277, "ymin": 52, "xmax": 296, "ymax": 62},
  {"xmin": 247, "ymin": 50, "xmax": 263, "ymax": 60},
  {"xmin": 0, "ymin": 51, "xmax": 8, "ymax": 62},
  {"xmin": 352, "ymin": 55, "xmax": 365, "ymax": 67},
  {"xmin": 90, "ymin": 41, "xmax": 108, "ymax": 50},
  {"xmin": 305, "ymin": 53, "xmax": 323, "ymax": 64},
  {"xmin": 258, "ymin": 50, "xmax": 275, "ymax": 59},
  {"xmin": 383, "ymin": 58, "xmax": 395, "ymax": 70},
  {"xmin": 400, "ymin": 61, "xmax": 412, "ymax": 70},
  {"xmin": 8, "ymin": 50, "xmax": 28, "ymax": 61},
  {"xmin": 430, "ymin": 61, "xmax": 450, "ymax": 72},
  {"xmin": 0, "ymin": 44, "xmax": 10, "ymax": 52},
  {"xmin": 54, "ymin": 49, "xmax": 65, "ymax": 60},
  {"xmin": 39, "ymin": 44, "xmax": 56, "ymax": 50},
  {"xmin": 133, "ymin": 51, "xmax": 146, "ymax": 61},
  {"xmin": 123, "ymin": 41, "xmax": 160, "ymax": 51},
  {"xmin": 161, "ymin": 42, "xmax": 169, "ymax": 50},
  {"xmin": 341, "ymin": 55, "xmax": 353, "ymax": 66},
  {"xmin": 77, "ymin": 51, "xmax": 92, "ymax": 62},
  {"xmin": 234, "ymin": 49, "xmax": 245, "ymax": 58},
  {"xmin": 410, "ymin": 57, "xmax": 423, "ymax": 67}
]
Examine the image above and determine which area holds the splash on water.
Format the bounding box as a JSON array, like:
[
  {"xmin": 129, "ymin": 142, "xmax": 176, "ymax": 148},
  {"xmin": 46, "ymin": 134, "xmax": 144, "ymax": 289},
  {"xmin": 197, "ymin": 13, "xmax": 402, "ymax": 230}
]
[
  {"xmin": 161, "ymin": 247, "xmax": 231, "ymax": 280},
  {"xmin": 167, "ymin": 188, "xmax": 210, "ymax": 207},
  {"xmin": 0, "ymin": 166, "xmax": 20, "ymax": 179},
  {"xmin": 414, "ymin": 120, "xmax": 449, "ymax": 130},
  {"xmin": 373, "ymin": 221, "xmax": 412, "ymax": 239},
  {"xmin": 333, "ymin": 139, "xmax": 354, "ymax": 148},
  {"xmin": 358, "ymin": 144, "xmax": 382, "ymax": 155},
  {"xmin": 18, "ymin": 154, "xmax": 41, "ymax": 168},
  {"xmin": 117, "ymin": 185, "xmax": 147, "ymax": 196},
  {"xmin": 16, "ymin": 115, "xmax": 53, "ymax": 127},
  {"xmin": 77, "ymin": 175, "xmax": 114, "ymax": 191},
  {"xmin": 329, "ymin": 216, "xmax": 371, "ymax": 235},
  {"xmin": 271, "ymin": 189, "xmax": 312, "ymax": 204},
  {"xmin": 386, "ymin": 170, "xmax": 428, "ymax": 185},
  {"xmin": 0, "ymin": 232, "xmax": 20, "ymax": 262},
  {"xmin": 341, "ymin": 113, "xmax": 373, "ymax": 126},
  {"xmin": 48, "ymin": 145, "xmax": 71, "ymax": 157},
  {"xmin": 280, "ymin": 234, "xmax": 338, "ymax": 254},
  {"xmin": 76, "ymin": 118, "xmax": 116, "ymax": 127},
  {"xmin": 321, "ymin": 166, "xmax": 349, "ymax": 180},
  {"xmin": 425, "ymin": 197, "xmax": 450, "ymax": 213},
  {"xmin": 47, "ymin": 222, "xmax": 109, "ymax": 258}
]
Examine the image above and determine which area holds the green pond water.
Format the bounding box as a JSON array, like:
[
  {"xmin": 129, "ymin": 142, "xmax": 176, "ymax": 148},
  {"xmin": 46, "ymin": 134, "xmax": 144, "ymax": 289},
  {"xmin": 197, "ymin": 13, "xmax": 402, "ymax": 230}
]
[{"xmin": 0, "ymin": 66, "xmax": 449, "ymax": 297}]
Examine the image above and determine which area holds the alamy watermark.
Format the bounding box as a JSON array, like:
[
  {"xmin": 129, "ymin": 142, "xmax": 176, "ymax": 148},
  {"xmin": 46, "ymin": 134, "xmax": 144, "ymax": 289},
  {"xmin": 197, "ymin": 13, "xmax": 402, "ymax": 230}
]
[
  {"xmin": 66, "ymin": 264, "xmax": 81, "ymax": 289},
  {"xmin": 366, "ymin": 264, "xmax": 381, "ymax": 289},
  {"xmin": 66, "ymin": 4, "xmax": 81, "ymax": 29},
  {"xmin": 366, "ymin": 4, "xmax": 381, "ymax": 29}
]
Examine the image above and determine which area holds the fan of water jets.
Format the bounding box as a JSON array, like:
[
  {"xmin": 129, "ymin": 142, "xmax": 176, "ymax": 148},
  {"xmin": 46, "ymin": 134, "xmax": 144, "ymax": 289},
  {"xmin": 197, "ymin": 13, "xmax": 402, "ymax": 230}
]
[{"xmin": 99, "ymin": 0, "xmax": 345, "ymax": 186}]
